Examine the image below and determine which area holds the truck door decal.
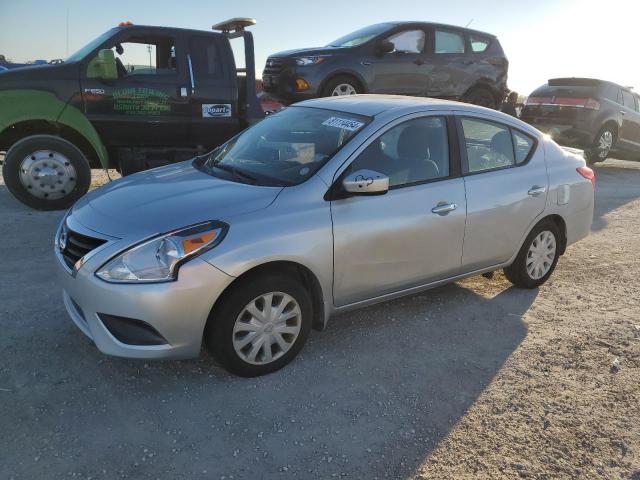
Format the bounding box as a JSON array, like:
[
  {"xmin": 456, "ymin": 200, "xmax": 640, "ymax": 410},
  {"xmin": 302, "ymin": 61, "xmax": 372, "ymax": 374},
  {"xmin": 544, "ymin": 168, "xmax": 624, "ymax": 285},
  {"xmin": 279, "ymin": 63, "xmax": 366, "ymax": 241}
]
[{"xmin": 202, "ymin": 104, "xmax": 232, "ymax": 118}]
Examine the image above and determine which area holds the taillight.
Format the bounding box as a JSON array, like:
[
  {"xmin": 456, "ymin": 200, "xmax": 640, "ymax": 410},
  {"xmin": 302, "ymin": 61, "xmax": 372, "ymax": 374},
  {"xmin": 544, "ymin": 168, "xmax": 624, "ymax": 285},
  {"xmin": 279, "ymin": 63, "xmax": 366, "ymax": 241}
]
[
  {"xmin": 577, "ymin": 166, "xmax": 596, "ymax": 188},
  {"xmin": 525, "ymin": 96, "xmax": 600, "ymax": 110}
]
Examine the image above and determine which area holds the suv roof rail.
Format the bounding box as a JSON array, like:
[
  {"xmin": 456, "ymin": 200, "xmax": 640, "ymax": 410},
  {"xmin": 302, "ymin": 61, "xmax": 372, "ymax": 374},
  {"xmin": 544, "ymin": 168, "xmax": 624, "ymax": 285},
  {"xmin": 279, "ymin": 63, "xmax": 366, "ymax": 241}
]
[{"xmin": 212, "ymin": 18, "xmax": 256, "ymax": 34}]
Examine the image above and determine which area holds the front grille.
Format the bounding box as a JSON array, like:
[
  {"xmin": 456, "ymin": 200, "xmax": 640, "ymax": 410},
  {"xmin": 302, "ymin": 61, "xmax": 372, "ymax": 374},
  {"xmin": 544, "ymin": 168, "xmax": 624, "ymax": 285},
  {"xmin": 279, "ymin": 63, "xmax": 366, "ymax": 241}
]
[
  {"xmin": 263, "ymin": 57, "xmax": 284, "ymax": 76},
  {"xmin": 61, "ymin": 229, "xmax": 106, "ymax": 270}
]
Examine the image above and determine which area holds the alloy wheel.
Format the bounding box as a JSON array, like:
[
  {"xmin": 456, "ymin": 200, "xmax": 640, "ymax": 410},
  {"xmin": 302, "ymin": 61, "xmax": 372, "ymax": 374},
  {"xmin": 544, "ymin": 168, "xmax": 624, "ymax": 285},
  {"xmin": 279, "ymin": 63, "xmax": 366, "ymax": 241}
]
[
  {"xmin": 331, "ymin": 83, "xmax": 357, "ymax": 96},
  {"xmin": 598, "ymin": 131, "xmax": 613, "ymax": 159}
]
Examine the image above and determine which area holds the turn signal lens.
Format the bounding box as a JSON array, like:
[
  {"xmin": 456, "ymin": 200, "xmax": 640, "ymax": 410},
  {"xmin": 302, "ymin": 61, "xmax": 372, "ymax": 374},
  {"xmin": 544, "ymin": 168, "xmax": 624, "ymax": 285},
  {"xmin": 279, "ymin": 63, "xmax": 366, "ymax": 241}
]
[
  {"xmin": 295, "ymin": 78, "xmax": 311, "ymax": 91},
  {"xmin": 577, "ymin": 166, "xmax": 596, "ymax": 188},
  {"xmin": 182, "ymin": 230, "xmax": 218, "ymax": 254}
]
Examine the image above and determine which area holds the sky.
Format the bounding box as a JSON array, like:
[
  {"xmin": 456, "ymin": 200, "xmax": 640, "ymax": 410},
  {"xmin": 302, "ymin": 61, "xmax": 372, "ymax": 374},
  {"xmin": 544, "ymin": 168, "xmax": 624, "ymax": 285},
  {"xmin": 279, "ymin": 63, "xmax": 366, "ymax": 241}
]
[{"xmin": 1, "ymin": 0, "xmax": 639, "ymax": 95}]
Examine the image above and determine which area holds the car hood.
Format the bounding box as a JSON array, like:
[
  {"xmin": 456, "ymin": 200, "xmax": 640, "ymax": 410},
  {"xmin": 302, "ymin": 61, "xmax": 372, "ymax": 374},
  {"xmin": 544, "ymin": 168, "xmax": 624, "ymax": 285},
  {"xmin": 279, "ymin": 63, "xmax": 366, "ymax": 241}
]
[
  {"xmin": 72, "ymin": 161, "xmax": 283, "ymax": 238},
  {"xmin": 270, "ymin": 46, "xmax": 345, "ymax": 58}
]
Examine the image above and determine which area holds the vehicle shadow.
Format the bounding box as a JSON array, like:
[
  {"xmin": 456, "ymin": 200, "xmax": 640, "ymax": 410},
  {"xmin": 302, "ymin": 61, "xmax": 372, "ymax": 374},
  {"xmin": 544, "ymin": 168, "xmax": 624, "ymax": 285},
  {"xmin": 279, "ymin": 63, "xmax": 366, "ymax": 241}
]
[{"xmin": 591, "ymin": 159, "xmax": 640, "ymax": 231}]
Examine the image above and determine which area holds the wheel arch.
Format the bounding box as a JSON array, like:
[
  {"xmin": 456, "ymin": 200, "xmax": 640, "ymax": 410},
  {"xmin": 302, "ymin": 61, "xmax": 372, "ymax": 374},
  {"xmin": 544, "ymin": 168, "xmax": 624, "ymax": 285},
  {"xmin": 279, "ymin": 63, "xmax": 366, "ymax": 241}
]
[
  {"xmin": 463, "ymin": 80, "xmax": 503, "ymax": 104},
  {"xmin": 207, "ymin": 260, "xmax": 327, "ymax": 333},
  {"xmin": 598, "ymin": 119, "xmax": 619, "ymax": 143},
  {"xmin": 0, "ymin": 89, "xmax": 109, "ymax": 168}
]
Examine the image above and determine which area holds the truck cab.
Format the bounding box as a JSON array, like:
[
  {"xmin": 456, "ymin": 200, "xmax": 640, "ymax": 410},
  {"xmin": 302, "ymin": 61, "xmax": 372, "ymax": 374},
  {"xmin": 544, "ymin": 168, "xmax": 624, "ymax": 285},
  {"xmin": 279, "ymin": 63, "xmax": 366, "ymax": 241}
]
[{"xmin": 0, "ymin": 19, "xmax": 263, "ymax": 210}]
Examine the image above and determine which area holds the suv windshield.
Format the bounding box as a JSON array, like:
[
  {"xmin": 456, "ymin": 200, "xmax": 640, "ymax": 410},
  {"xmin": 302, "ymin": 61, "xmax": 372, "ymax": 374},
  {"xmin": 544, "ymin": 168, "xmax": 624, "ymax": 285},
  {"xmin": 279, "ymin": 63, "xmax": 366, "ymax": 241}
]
[
  {"xmin": 196, "ymin": 107, "xmax": 370, "ymax": 186},
  {"xmin": 328, "ymin": 23, "xmax": 392, "ymax": 48},
  {"xmin": 65, "ymin": 29, "xmax": 117, "ymax": 63}
]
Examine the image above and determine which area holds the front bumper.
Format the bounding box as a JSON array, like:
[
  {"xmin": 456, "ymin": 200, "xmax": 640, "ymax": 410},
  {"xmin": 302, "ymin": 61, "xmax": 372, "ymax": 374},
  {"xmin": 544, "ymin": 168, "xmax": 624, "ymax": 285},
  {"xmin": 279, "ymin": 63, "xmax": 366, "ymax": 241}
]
[
  {"xmin": 55, "ymin": 221, "xmax": 235, "ymax": 360},
  {"xmin": 262, "ymin": 67, "xmax": 323, "ymax": 103}
]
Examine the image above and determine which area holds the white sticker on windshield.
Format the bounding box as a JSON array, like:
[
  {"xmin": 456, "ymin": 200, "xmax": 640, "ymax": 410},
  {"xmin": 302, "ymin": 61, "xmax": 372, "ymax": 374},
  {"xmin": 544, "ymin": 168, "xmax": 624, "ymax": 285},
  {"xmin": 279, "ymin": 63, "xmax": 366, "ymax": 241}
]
[{"xmin": 322, "ymin": 117, "xmax": 365, "ymax": 131}]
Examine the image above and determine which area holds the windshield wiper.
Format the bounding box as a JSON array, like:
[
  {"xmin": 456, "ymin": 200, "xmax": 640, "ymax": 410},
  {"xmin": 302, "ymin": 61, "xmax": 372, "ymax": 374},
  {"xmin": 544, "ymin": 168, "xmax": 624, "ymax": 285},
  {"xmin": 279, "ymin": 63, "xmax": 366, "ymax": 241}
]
[{"xmin": 212, "ymin": 163, "xmax": 258, "ymax": 184}]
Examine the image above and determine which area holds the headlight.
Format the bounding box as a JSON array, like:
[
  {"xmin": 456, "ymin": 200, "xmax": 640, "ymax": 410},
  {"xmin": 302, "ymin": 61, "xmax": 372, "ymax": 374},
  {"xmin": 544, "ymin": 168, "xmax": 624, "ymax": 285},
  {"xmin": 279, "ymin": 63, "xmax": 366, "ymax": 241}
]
[
  {"xmin": 96, "ymin": 221, "xmax": 227, "ymax": 283},
  {"xmin": 294, "ymin": 56, "xmax": 328, "ymax": 66}
]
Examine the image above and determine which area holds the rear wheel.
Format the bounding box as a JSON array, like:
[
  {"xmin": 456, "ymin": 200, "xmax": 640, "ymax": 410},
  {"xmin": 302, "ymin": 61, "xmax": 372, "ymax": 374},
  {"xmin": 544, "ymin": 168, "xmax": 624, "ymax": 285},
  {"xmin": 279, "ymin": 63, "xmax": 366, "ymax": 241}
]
[
  {"xmin": 585, "ymin": 126, "xmax": 616, "ymax": 164},
  {"xmin": 321, "ymin": 75, "xmax": 363, "ymax": 97},
  {"xmin": 205, "ymin": 274, "xmax": 312, "ymax": 377},
  {"xmin": 461, "ymin": 86, "xmax": 498, "ymax": 109},
  {"xmin": 504, "ymin": 221, "xmax": 561, "ymax": 289},
  {"xmin": 2, "ymin": 135, "xmax": 91, "ymax": 210}
]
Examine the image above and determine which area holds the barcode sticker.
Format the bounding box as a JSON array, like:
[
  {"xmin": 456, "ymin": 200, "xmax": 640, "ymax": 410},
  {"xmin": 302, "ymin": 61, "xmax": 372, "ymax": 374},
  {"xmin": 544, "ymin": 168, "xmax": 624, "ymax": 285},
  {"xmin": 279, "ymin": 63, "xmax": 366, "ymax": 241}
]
[{"xmin": 321, "ymin": 117, "xmax": 365, "ymax": 131}]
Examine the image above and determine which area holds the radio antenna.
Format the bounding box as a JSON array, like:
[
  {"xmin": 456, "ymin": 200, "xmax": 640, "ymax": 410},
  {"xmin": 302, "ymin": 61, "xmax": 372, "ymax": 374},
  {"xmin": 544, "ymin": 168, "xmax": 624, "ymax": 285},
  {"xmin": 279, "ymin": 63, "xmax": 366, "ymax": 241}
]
[{"xmin": 465, "ymin": 18, "xmax": 473, "ymax": 27}]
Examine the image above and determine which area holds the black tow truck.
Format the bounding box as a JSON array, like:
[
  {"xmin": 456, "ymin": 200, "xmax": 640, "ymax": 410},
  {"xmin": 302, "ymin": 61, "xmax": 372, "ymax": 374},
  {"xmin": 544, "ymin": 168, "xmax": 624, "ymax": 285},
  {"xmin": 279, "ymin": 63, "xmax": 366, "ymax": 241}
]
[{"xmin": 0, "ymin": 18, "xmax": 265, "ymax": 210}]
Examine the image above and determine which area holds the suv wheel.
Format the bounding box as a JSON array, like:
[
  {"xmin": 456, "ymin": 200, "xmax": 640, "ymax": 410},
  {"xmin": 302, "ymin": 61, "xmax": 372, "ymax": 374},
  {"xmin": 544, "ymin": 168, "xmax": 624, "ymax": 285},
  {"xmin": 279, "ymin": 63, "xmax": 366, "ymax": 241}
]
[
  {"xmin": 585, "ymin": 127, "xmax": 616, "ymax": 164},
  {"xmin": 462, "ymin": 87, "xmax": 497, "ymax": 109},
  {"xmin": 2, "ymin": 135, "xmax": 91, "ymax": 210},
  {"xmin": 504, "ymin": 221, "xmax": 561, "ymax": 289},
  {"xmin": 205, "ymin": 274, "xmax": 312, "ymax": 377},
  {"xmin": 322, "ymin": 75, "xmax": 362, "ymax": 97}
]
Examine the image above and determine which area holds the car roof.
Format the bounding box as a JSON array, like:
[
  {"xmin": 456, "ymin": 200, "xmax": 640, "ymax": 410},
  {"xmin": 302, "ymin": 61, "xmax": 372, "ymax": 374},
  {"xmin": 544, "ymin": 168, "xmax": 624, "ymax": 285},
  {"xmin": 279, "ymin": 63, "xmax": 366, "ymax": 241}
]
[{"xmin": 295, "ymin": 94, "xmax": 488, "ymax": 117}]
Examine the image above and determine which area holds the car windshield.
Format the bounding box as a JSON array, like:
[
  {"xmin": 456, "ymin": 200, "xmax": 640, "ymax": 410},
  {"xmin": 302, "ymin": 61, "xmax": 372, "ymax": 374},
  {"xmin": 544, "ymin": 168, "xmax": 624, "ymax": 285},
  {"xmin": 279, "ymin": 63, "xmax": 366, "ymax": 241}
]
[
  {"xmin": 65, "ymin": 29, "xmax": 117, "ymax": 63},
  {"xmin": 196, "ymin": 107, "xmax": 371, "ymax": 187},
  {"xmin": 327, "ymin": 23, "xmax": 392, "ymax": 47}
]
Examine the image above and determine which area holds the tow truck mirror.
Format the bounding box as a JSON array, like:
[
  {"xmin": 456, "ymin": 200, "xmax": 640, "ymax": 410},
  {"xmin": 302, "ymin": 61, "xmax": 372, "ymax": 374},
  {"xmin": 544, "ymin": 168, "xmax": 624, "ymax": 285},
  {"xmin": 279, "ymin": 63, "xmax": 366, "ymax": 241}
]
[
  {"xmin": 86, "ymin": 49, "xmax": 117, "ymax": 81},
  {"xmin": 375, "ymin": 40, "xmax": 395, "ymax": 56}
]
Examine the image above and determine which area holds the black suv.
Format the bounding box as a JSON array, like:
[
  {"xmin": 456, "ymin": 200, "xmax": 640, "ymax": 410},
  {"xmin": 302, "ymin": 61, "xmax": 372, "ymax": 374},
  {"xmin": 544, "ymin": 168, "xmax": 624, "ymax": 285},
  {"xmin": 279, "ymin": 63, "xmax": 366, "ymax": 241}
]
[
  {"xmin": 521, "ymin": 78, "xmax": 640, "ymax": 163},
  {"xmin": 262, "ymin": 22, "xmax": 508, "ymax": 108}
]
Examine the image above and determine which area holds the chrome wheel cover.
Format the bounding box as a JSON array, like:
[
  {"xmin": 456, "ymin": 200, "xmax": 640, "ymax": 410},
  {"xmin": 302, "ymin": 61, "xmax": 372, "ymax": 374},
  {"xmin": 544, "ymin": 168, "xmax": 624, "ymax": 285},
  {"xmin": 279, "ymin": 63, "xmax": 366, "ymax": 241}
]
[
  {"xmin": 331, "ymin": 83, "xmax": 357, "ymax": 96},
  {"xmin": 598, "ymin": 131, "xmax": 613, "ymax": 158},
  {"xmin": 526, "ymin": 230, "xmax": 557, "ymax": 280},
  {"xmin": 19, "ymin": 150, "xmax": 77, "ymax": 199},
  {"xmin": 232, "ymin": 292, "xmax": 302, "ymax": 365}
]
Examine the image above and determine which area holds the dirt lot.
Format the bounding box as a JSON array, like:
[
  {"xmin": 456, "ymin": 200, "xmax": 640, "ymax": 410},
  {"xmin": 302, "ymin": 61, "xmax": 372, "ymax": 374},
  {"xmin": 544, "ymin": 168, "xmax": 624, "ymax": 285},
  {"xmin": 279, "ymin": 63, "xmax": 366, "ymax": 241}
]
[{"xmin": 0, "ymin": 159, "xmax": 639, "ymax": 479}]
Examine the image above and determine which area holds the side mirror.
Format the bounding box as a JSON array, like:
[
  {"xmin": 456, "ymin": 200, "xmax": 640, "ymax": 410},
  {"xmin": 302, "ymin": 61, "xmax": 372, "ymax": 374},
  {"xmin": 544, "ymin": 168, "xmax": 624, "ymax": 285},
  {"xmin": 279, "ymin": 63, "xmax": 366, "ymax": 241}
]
[
  {"xmin": 86, "ymin": 49, "xmax": 117, "ymax": 81},
  {"xmin": 342, "ymin": 169, "xmax": 389, "ymax": 195},
  {"xmin": 375, "ymin": 40, "xmax": 395, "ymax": 56}
]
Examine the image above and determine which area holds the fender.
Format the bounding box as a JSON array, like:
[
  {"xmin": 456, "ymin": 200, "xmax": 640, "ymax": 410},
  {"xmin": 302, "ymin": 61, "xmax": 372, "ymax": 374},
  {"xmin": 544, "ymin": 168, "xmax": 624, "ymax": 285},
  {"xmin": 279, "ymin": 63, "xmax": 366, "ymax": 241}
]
[{"xmin": 0, "ymin": 89, "xmax": 109, "ymax": 168}]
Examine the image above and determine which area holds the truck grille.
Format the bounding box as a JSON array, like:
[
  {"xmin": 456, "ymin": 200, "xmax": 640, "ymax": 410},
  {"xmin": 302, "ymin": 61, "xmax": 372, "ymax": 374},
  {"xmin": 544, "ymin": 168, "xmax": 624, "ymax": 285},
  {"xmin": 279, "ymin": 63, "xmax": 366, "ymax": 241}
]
[
  {"xmin": 263, "ymin": 57, "xmax": 284, "ymax": 76},
  {"xmin": 61, "ymin": 229, "xmax": 107, "ymax": 270}
]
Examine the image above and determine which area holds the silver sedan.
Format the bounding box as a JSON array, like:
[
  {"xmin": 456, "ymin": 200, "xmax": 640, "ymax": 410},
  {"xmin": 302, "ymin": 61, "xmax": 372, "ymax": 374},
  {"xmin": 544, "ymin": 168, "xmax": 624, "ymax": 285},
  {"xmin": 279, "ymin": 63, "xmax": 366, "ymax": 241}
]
[{"xmin": 55, "ymin": 95, "xmax": 595, "ymax": 376}]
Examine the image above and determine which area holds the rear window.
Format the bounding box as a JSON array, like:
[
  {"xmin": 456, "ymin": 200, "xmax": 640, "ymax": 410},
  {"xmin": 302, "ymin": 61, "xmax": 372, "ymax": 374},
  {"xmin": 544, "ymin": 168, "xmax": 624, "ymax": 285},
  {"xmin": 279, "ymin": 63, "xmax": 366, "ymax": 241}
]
[{"xmin": 469, "ymin": 35, "xmax": 490, "ymax": 53}]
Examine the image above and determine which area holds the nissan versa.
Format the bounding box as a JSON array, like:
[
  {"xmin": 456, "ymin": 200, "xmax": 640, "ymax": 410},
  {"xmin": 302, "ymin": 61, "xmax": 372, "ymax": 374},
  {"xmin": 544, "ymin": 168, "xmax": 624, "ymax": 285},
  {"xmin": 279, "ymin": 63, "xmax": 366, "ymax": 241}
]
[{"xmin": 56, "ymin": 95, "xmax": 595, "ymax": 377}]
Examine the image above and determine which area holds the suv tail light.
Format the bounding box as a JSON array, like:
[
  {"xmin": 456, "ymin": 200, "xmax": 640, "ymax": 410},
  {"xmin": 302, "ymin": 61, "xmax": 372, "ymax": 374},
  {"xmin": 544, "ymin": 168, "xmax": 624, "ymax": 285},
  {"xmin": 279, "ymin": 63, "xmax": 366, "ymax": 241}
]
[
  {"xmin": 525, "ymin": 96, "xmax": 600, "ymax": 110},
  {"xmin": 577, "ymin": 166, "xmax": 596, "ymax": 188}
]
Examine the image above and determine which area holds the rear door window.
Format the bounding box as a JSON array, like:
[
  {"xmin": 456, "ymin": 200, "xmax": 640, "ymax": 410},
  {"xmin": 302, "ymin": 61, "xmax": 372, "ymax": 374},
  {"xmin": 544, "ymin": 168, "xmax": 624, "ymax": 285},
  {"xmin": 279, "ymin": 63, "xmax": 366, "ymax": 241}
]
[
  {"xmin": 622, "ymin": 90, "xmax": 638, "ymax": 111},
  {"xmin": 461, "ymin": 118, "xmax": 515, "ymax": 172},
  {"xmin": 435, "ymin": 30, "xmax": 465, "ymax": 54},
  {"xmin": 512, "ymin": 130, "xmax": 535, "ymax": 164}
]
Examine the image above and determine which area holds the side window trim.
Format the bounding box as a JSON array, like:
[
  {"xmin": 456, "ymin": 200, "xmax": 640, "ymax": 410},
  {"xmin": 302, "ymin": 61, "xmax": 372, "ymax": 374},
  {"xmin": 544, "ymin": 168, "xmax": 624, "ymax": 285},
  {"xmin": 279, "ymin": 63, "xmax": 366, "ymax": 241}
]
[
  {"xmin": 455, "ymin": 114, "xmax": 538, "ymax": 176},
  {"xmin": 325, "ymin": 112, "xmax": 462, "ymax": 200}
]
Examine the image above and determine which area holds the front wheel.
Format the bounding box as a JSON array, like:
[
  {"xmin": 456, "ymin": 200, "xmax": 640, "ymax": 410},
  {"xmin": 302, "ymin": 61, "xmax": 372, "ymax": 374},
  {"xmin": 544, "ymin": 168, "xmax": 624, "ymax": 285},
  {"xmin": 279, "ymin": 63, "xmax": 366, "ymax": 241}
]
[
  {"xmin": 2, "ymin": 135, "xmax": 91, "ymax": 210},
  {"xmin": 504, "ymin": 221, "xmax": 561, "ymax": 289},
  {"xmin": 321, "ymin": 75, "xmax": 363, "ymax": 97},
  {"xmin": 205, "ymin": 274, "xmax": 312, "ymax": 377}
]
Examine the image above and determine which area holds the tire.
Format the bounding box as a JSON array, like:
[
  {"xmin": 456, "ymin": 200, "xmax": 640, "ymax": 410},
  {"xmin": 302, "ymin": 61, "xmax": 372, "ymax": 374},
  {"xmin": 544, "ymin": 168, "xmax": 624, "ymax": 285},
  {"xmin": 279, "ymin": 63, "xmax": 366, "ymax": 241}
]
[
  {"xmin": 204, "ymin": 273, "xmax": 313, "ymax": 377},
  {"xmin": 461, "ymin": 87, "xmax": 498, "ymax": 109},
  {"xmin": 584, "ymin": 126, "xmax": 616, "ymax": 164},
  {"xmin": 321, "ymin": 75, "xmax": 363, "ymax": 97},
  {"xmin": 2, "ymin": 135, "xmax": 91, "ymax": 211},
  {"xmin": 503, "ymin": 220, "xmax": 561, "ymax": 289}
]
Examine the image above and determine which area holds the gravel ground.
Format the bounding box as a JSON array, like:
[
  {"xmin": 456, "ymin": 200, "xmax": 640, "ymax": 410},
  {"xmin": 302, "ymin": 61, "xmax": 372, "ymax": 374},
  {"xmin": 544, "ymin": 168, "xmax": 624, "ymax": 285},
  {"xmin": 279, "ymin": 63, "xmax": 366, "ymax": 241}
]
[{"xmin": 0, "ymin": 159, "xmax": 639, "ymax": 479}]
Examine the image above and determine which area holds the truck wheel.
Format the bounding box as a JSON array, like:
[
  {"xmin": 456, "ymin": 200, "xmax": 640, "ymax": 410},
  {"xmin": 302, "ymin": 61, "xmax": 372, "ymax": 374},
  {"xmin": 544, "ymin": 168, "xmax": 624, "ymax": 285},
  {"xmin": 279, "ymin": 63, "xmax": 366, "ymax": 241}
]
[
  {"xmin": 462, "ymin": 87, "xmax": 498, "ymax": 109},
  {"xmin": 584, "ymin": 127, "xmax": 616, "ymax": 164},
  {"xmin": 2, "ymin": 135, "xmax": 91, "ymax": 211},
  {"xmin": 322, "ymin": 75, "xmax": 363, "ymax": 97}
]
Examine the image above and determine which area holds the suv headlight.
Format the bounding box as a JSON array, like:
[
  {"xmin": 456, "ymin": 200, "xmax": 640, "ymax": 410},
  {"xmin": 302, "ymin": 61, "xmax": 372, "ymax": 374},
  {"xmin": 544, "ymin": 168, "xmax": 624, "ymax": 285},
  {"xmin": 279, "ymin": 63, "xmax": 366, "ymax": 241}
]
[
  {"xmin": 294, "ymin": 56, "xmax": 328, "ymax": 66},
  {"xmin": 96, "ymin": 221, "xmax": 227, "ymax": 283}
]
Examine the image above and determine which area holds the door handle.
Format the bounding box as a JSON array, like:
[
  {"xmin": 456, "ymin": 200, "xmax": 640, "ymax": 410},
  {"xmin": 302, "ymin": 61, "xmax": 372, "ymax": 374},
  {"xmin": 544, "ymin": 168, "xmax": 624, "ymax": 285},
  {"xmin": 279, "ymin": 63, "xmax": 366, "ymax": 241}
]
[
  {"xmin": 527, "ymin": 185, "xmax": 547, "ymax": 197},
  {"xmin": 431, "ymin": 202, "xmax": 457, "ymax": 215},
  {"xmin": 620, "ymin": 110, "xmax": 626, "ymax": 115}
]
